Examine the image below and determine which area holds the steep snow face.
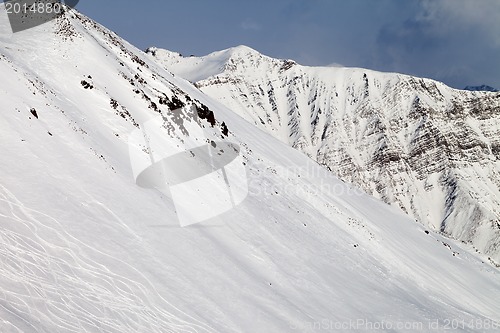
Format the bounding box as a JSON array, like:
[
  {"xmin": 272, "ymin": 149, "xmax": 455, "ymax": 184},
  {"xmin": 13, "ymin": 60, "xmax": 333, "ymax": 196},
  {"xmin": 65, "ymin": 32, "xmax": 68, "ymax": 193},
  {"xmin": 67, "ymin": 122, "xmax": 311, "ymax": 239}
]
[
  {"xmin": 149, "ymin": 46, "xmax": 500, "ymax": 263},
  {"xmin": 1, "ymin": 9, "xmax": 500, "ymax": 332}
]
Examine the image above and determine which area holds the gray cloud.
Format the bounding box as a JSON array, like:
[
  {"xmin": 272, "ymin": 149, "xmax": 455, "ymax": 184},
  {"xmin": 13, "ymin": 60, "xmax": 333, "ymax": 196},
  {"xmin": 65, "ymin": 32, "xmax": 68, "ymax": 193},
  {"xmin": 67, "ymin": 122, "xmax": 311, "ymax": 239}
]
[{"xmin": 374, "ymin": 0, "xmax": 500, "ymax": 88}]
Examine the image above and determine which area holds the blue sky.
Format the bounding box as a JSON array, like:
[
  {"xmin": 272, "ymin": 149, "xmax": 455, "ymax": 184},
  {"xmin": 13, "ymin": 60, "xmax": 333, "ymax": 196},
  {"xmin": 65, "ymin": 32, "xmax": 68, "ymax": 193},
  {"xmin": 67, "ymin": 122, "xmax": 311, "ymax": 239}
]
[{"xmin": 75, "ymin": 0, "xmax": 500, "ymax": 89}]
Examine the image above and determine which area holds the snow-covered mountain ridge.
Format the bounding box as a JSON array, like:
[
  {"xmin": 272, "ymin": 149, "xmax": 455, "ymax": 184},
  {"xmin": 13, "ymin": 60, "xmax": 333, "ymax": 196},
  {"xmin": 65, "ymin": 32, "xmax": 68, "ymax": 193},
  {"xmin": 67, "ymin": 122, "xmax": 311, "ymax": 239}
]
[
  {"xmin": 1, "ymin": 8, "xmax": 500, "ymax": 332},
  {"xmin": 148, "ymin": 46, "xmax": 500, "ymax": 263}
]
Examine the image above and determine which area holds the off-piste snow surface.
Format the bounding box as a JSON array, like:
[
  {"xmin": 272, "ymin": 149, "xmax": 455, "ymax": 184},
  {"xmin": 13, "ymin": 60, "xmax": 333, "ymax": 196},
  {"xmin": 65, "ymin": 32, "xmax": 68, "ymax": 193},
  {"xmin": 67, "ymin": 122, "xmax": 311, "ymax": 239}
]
[{"xmin": 0, "ymin": 7, "xmax": 499, "ymax": 333}]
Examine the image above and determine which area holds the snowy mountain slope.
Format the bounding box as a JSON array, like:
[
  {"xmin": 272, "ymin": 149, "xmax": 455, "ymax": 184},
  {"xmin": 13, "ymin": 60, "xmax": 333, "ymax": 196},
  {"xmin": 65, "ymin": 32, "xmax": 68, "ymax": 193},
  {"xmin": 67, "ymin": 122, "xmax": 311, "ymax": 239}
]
[
  {"xmin": 1, "ymin": 8, "xmax": 500, "ymax": 332},
  {"xmin": 148, "ymin": 46, "xmax": 500, "ymax": 264}
]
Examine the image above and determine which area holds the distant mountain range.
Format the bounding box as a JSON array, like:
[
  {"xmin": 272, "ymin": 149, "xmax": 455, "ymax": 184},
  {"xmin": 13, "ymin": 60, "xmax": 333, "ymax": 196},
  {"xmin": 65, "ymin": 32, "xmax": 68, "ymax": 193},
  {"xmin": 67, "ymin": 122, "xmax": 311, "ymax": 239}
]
[{"xmin": 464, "ymin": 85, "xmax": 499, "ymax": 92}]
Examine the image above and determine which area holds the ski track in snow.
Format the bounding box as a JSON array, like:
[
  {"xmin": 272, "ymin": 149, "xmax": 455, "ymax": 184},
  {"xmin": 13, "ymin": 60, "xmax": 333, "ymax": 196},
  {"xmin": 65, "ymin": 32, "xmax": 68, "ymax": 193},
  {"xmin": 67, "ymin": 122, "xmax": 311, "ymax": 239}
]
[{"xmin": 0, "ymin": 185, "xmax": 215, "ymax": 333}]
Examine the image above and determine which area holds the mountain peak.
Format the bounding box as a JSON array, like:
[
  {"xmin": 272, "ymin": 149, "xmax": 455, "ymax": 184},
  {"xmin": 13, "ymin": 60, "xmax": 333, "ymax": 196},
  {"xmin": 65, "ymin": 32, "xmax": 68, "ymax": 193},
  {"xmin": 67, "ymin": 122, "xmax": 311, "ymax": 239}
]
[
  {"xmin": 145, "ymin": 45, "xmax": 275, "ymax": 82},
  {"xmin": 147, "ymin": 45, "xmax": 296, "ymax": 82},
  {"xmin": 209, "ymin": 45, "xmax": 270, "ymax": 66},
  {"xmin": 223, "ymin": 45, "xmax": 271, "ymax": 60},
  {"xmin": 227, "ymin": 44, "xmax": 259, "ymax": 54}
]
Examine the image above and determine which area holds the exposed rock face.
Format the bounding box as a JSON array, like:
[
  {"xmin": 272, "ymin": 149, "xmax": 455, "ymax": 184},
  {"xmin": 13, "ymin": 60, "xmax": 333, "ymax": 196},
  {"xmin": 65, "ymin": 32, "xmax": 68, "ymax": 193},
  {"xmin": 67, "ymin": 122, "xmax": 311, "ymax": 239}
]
[{"xmin": 148, "ymin": 46, "xmax": 500, "ymax": 262}]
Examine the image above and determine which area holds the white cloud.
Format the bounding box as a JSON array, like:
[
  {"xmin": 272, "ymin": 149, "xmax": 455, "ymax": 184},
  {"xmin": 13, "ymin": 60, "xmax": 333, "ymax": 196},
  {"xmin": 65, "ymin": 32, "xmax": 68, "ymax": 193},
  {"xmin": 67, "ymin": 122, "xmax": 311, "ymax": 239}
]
[{"xmin": 326, "ymin": 62, "xmax": 344, "ymax": 68}]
